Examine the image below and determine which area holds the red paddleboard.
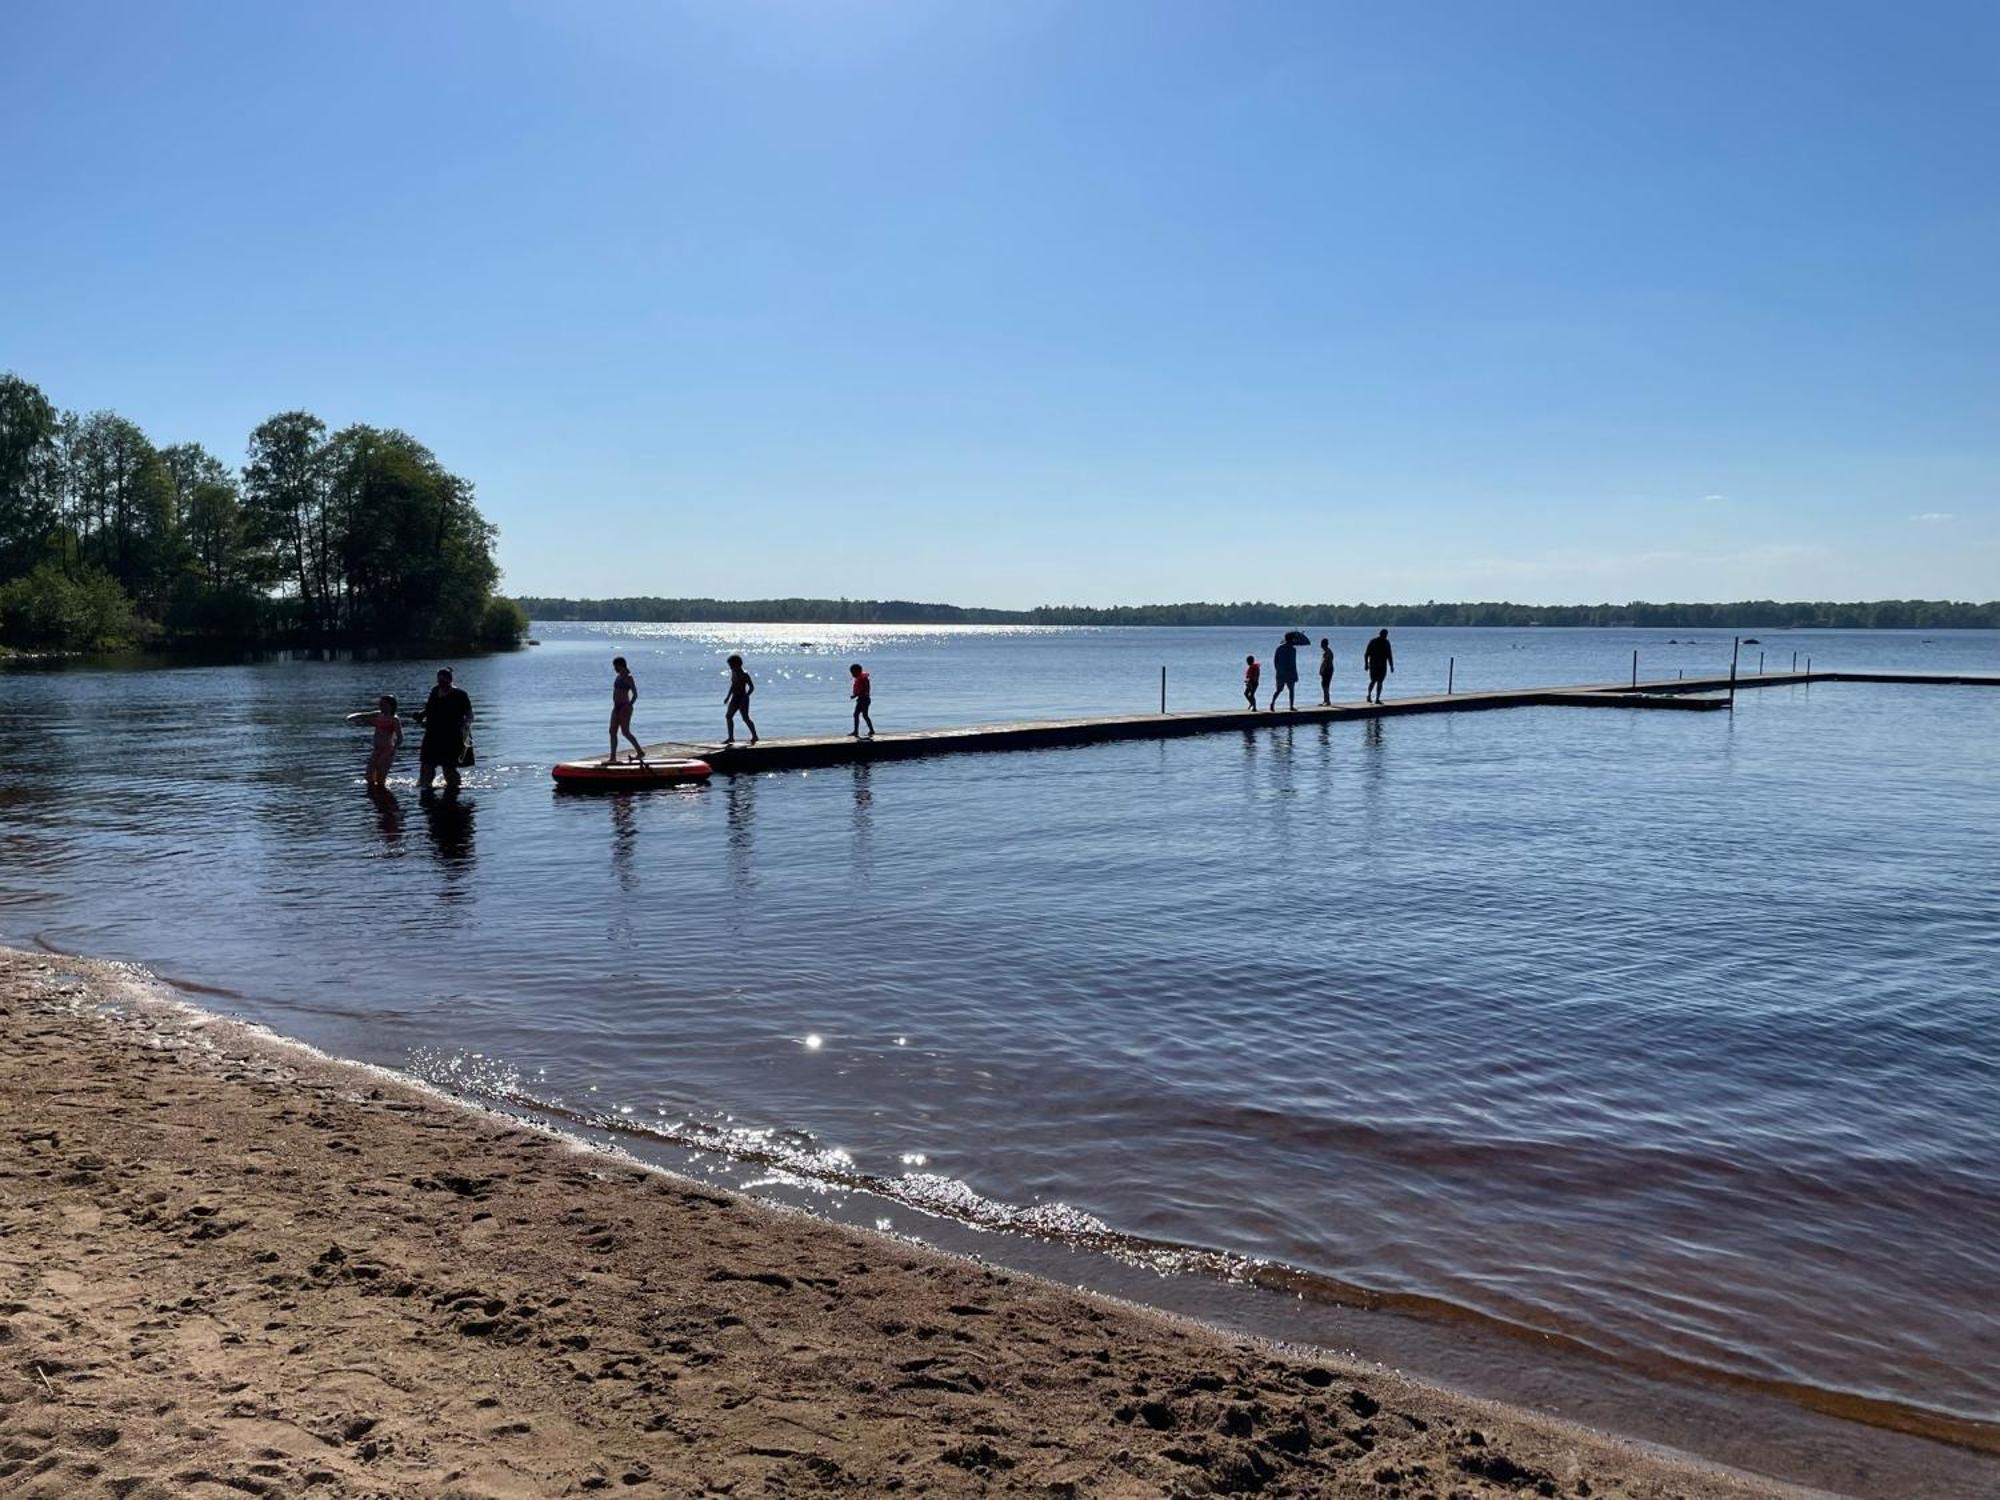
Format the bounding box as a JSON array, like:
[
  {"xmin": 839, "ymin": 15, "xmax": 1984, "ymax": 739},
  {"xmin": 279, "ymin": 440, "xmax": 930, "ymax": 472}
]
[{"xmin": 551, "ymin": 757, "xmax": 712, "ymax": 788}]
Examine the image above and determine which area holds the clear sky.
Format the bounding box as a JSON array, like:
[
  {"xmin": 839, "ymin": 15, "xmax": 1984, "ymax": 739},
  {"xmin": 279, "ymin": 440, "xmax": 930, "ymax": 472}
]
[{"xmin": 4, "ymin": 1, "xmax": 1995, "ymax": 606}]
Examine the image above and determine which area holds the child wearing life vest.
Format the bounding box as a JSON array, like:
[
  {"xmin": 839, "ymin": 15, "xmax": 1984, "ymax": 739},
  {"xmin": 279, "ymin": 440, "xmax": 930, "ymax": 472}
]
[
  {"xmin": 1243, "ymin": 655, "xmax": 1261, "ymax": 709},
  {"xmin": 849, "ymin": 663, "xmax": 874, "ymax": 738}
]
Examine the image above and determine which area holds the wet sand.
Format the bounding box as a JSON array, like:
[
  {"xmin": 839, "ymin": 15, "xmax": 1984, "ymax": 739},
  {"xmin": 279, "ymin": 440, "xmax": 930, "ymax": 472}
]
[{"xmin": 0, "ymin": 947, "xmax": 1803, "ymax": 1499}]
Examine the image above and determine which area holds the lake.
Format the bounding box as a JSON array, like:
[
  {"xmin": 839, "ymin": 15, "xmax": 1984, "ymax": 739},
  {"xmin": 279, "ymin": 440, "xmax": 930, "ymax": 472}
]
[{"xmin": 2, "ymin": 623, "xmax": 1995, "ymax": 1493}]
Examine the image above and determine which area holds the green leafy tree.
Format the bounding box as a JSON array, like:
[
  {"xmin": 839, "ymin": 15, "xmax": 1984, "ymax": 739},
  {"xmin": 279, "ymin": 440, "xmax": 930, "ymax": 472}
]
[
  {"xmin": 323, "ymin": 424, "xmax": 498, "ymax": 643},
  {"xmin": 0, "ymin": 373, "xmax": 63, "ymax": 574},
  {"xmin": 243, "ymin": 411, "xmax": 331, "ymax": 634},
  {"xmin": 0, "ymin": 561, "xmax": 136, "ymax": 650},
  {"xmin": 61, "ymin": 411, "xmax": 177, "ymax": 607},
  {"xmin": 478, "ymin": 595, "xmax": 530, "ymax": 647},
  {"xmin": 159, "ymin": 442, "xmax": 230, "ymax": 530}
]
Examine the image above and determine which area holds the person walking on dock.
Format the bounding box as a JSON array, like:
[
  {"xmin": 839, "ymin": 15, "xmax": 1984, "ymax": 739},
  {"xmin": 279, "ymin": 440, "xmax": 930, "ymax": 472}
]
[
  {"xmin": 724, "ymin": 654, "xmax": 759, "ymax": 745},
  {"xmin": 1318, "ymin": 638, "xmax": 1335, "ymax": 705},
  {"xmin": 849, "ymin": 663, "xmax": 875, "ymax": 738},
  {"xmin": 607, "ymin": 656, "xmax": 646, "ymax": 765},
  {"xmin": 1269, "ymin": 636, "xmax": 1299, "ymax": 711},
  {"xmin": 414, "ymin": 667, "xmax": 474, "ymax": 793},
  {"xmin": 1243, "ymin": 655, "xmax": 1261, "ymax": 709},
  {"xmin": 1364, "ymin": 630, "xmax": 1394, "ymax": 703}
]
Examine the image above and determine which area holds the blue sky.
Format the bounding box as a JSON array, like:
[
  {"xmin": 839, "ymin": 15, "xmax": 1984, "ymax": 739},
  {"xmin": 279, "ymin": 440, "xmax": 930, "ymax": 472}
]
[{"xmin": 4, "ymin": 1, "xmax": 1995, "ymax": 605}]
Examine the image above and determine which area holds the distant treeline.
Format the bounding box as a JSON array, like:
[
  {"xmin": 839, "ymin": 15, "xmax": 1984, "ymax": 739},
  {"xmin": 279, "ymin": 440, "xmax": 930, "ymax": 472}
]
[
  {"xmin": 520, "ymin": 596, "xmax": 2000, "ymax": 630},
  {"xmin": 0, "ymin": 371, "xmax": 528, "ymax": 654}
]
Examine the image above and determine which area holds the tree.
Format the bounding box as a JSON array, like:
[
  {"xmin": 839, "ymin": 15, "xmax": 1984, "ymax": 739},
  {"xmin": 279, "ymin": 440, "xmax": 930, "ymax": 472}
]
[
  {"xmin": 478, "ymin": 595, "xmax": 530, "ymax": 647},
  {"xmin": 3, "ymin": 377, "xmax": 515, "ymax": 650},
  {"xmin": 243, "ymin": 411, "xmax": 330, "ymax": 634},
  {"xmin": 0, "ymin": 562, "xmax": 135, "ymax": 651},
  {"xmin": 323, "ymin": 424, "xmax": 498, "ymax": 643},
  {"xmin": 62, "ymin": 411, "xmax": 176, "ymax": 606},
  {"xmin": 159, "ymin": 442, "xmax": 229, "ymax": 529},
  {"xmin": 0, "ymin": 373, "xmax": 62, "ymax": 574}
]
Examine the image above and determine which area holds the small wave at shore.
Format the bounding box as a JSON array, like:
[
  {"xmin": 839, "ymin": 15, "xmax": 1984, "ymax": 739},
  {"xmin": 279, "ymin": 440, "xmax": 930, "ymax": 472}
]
[{"xmin": 409, "ymin": 1044, "xmax": 2000, "ymax": 1459}]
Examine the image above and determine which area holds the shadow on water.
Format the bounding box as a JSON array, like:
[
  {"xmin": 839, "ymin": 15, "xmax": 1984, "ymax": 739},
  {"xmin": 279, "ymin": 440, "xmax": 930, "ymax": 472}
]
[
  {"xmin": 849, "ymin": 762, "xmax": 873, "ymax": 876},
  {"xmin": 367, "ymin": 787, "xmax": 406, "ymax": 851},
  {"xmin": 418, "ymin": 789, "xmax": 476, "ymax": 874},
  {"xmin": 610, "ymin": 793, "xmax": 638, "ymax": 896},
  {"xmin": 724, "ymin": 775, "xmax": 758, "ymax": 905}
]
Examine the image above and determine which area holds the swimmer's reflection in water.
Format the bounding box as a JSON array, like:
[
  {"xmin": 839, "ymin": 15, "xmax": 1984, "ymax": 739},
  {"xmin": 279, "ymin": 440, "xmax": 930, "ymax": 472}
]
[
  {"xmin": 419, "ymin": 786, "xmax": 476, "ymax": 866},
  {"xmin": 610, "ymin": 792, "xmax": 638, "ymax": 894},
  {"xmin": 366, "ymin": 785, "xmax": 405, "ymax": 849}
]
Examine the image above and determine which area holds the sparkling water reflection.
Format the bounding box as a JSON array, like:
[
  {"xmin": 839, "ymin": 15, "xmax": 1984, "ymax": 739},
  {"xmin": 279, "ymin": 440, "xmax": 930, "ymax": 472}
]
[{"xmin": 1, "ymin": 625, "xmax": 1995, "ymax": 1448}]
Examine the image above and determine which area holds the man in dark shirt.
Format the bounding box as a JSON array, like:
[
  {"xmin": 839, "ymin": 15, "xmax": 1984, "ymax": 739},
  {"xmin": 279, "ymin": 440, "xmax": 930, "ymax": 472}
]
[
  {"xmin": 414, "ymin": 667, "xmax": 474, "ymax": 791},
  {"xmin": 1269, "ymin": 637, "xmax": 1299, "ymax": 711},
  {"xmin": 1364, "ymin": 630, "xmax": 1394, "ymax": 703}
]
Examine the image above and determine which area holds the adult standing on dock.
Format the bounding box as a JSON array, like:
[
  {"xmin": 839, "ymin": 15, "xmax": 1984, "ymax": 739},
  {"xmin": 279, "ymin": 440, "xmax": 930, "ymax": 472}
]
[
  {"xmin": 1318, "ymin": 638, "xmax": 1334, "ymax": 705},
  {"xmin": 1364, "ymin": 630, "xmax": 1394, "ymax": 703},
  {"xmin": 724, "ymin": 654, "xmax": 759, "ymax": 745},
  {"xmin": 1269, "ymin": 636, "xmax": 1299, "ymax": 711},
  {"xmin": 414, "ymin": 667, "xmax": 474, "ymax": 793}
]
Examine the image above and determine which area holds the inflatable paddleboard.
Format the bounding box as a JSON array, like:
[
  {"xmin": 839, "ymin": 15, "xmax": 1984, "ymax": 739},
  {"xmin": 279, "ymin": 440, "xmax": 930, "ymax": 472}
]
[{"xmin": 551, "ymin": 757, "xmax": 712, "ymax": 788}]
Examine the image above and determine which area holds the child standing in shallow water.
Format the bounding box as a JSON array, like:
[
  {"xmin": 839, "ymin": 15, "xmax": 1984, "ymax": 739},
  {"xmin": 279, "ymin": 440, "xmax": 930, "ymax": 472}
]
[{"xmin": 346, "ymin": 695, "xmax": 403, "ymax": 790}]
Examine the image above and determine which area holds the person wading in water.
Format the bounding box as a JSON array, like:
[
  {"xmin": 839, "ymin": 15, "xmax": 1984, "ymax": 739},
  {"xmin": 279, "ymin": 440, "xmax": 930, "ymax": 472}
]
[
  {"xmin": 414, "ymin": 667, "xmax": 474, "ymax": 792},
  {"xmin": 345, "ymin": 693, "xmax": 404, "ymax": 791},
  {"xmin": 1364, "ymin": 629, "xmax": 1395, "ymax": 704}
]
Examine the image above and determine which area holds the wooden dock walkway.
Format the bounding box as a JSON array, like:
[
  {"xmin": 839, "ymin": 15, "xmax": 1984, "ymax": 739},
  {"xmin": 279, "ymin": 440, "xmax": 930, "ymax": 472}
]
[{"xmin": 617, "ymin": 670, "xmax": 1997, "ymax": 778}]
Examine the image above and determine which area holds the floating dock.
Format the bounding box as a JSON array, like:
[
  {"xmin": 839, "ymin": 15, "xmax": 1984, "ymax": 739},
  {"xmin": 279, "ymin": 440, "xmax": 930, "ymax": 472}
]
[{"xmin": 599, "ymin": 670, "xmax": 1996, "ymax": 779}]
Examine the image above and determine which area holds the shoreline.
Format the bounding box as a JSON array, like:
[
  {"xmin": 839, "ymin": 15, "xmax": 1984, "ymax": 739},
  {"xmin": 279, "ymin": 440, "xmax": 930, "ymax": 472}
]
[{"xmin": 0, "ymin": 946, "xmax": 1822, "ymax": 1500}]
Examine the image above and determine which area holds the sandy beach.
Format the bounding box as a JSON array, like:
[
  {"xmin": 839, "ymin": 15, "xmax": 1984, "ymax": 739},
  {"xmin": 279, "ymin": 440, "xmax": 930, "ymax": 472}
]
[{"xmin": 0, "ymin": 946, "xmax": 1804, "ymax": 1500}]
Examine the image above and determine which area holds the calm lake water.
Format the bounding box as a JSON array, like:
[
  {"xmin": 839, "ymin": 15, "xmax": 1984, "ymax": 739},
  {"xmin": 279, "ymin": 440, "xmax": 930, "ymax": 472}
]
[{"xmin": 3, "ymin": 624, "xmax": 1996, "ymax": 1487}]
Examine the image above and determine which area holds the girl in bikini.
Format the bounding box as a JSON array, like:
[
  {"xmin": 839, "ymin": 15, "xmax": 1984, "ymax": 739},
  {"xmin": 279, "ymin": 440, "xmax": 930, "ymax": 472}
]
[{"xmin": 346, "ymin": 694, "xmax": 404, "ymax": 790}]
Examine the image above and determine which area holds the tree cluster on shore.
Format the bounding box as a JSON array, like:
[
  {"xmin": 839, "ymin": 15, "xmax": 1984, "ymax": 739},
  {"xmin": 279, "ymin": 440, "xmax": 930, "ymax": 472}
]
[
  {"xmin": 0, "ymin": 372, "xmax": 527, "ymax": 654},
  {"xmin": 518, "ymin": 594, "xmax": 2000, "ymax": 630}
]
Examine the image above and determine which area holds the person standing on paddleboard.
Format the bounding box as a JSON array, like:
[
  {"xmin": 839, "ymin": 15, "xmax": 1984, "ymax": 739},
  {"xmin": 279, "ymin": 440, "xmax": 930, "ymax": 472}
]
[
  {"xmin": 414, "ymin": 667, "xmax": 474, "ymax": 792},
  {"xmin": 608, "ymin": 656, "xmax": 646, "ymax": 765},
  {"xmin": 724, "ymin": 654, "xmax": 759, "ymax": 745},
  {"xmin": 849, "ymin": 662, "xmax": 875, "ymax": 738},
  {"xmin": 1318, "ymin": 638, "xmax": 1335, "ymax": 705}
]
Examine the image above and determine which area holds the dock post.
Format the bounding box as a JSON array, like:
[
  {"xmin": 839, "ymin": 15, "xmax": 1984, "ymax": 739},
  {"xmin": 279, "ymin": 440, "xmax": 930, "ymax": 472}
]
[
  {"xmin": 1729, "ymin": 636, "xmax": 1740, "ymax": 707},
  {"xmin": 1447, "ymin": 656, "xmax": 1454, "ymax": 695},
  {"xmin": 1631, "ymin": 649, "xmax": 1638, "ymax": 688},
  {"xmin": 1160, "ymin": 666, "xmax": 1167, "ymax": 715},
  {"xmin": 1758, "ymin": 651, "xmax": 1765, "ymax": 675},
  {"xmin": 1792, "ymin": 650, "xmax": 1798, "ymax": 672}
]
